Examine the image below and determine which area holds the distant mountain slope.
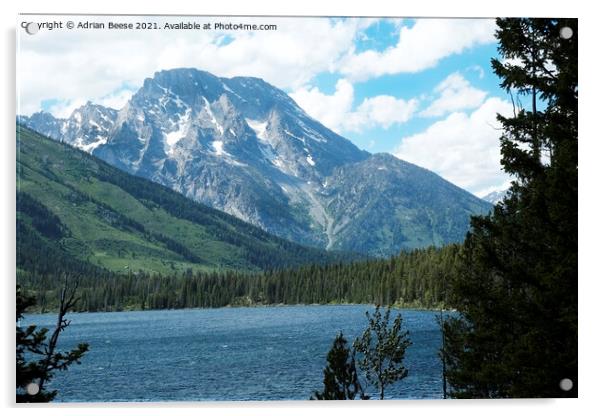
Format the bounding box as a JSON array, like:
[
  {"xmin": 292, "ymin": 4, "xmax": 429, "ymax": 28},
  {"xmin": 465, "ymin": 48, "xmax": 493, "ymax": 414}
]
[
  {"xmin": 20, "ymin": 68, "xmax": 492, "ymax": 256},
  {"xmin": 16, "ymin": 125, "xmax": 354, "ymax": 276},
  {"xmin": 481, "ymin": 189, "xmax": 509, "ymax": 204},
  {"xmin": 320, "ymin": 153, "xmax": 492, "ymax": 254}
]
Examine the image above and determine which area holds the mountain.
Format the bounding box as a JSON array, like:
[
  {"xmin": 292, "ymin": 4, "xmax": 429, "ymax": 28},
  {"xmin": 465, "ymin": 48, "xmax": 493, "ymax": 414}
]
[
  {"xmin": 16, "ymin": 125, "xmax": 354, "ymax": 276},
  {"xmin": 20, "ymin": 68, "xmax": 492, "ymax": 256},
  {"xmin": 18, "ymin": 102, "xmax": 117, "ymax": 152},
  {"xmin": 319, "ymin": 153, "xmax": 491, "ymax": 254},
  {"xmin": 481, "ymin": 189, "xmax": 508, "ymax": 204}
]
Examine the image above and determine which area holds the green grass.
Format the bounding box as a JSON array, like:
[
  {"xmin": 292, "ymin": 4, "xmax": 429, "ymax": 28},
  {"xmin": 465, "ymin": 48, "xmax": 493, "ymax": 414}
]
[{"xmin": 16, "ymin": 125, "xmax": 354, "ymax": 276}]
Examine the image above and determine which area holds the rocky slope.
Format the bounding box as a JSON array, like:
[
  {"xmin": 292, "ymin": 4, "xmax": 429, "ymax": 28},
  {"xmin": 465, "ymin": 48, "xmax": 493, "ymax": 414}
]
[{"xmin": 20, "ymin": 68, "xmax": 491, "ymax": 256}]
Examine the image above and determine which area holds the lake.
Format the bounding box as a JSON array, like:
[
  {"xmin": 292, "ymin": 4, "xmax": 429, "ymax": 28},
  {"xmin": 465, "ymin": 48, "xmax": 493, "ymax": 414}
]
[{"xmin": 24, "ymin": 305, "xmax": 445, "ymax": 401}]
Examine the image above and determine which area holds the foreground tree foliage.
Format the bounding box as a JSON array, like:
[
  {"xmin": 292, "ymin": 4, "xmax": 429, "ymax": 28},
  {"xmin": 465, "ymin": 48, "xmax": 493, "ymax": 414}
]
[
  {"xmin": 16, "ymin": 281, "xmax": 89, "ymax": 402},
  {"xmin": 442, "ymin": 18, "xmax": 577, "ymax": 398},
  {"xmin": 353, "ymin": 306, "xmax": 412, "ymax": 400},
  {"xmin": 314, "ymin": 307, "xmax": 411, "ymax": 400},
  {"xmin": 312, "ymin": 333, "xmax": 367, "ymax": 400}
]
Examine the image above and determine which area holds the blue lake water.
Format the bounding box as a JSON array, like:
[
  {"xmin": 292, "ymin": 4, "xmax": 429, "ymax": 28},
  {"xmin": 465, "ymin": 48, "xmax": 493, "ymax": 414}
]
[{"xmin": 24, "ymin": 305, "xmax": 444, "ymax": 401}]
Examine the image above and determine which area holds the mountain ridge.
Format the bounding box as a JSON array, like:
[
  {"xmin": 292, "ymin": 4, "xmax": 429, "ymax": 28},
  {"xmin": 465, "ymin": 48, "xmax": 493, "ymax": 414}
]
[
  {"xmin": 16, "ymin": 125, "xmax": 356, "ymax": 276},
  {"xmin": 19, "ymin": 67, "xmax": 491, "ymax": 256}
]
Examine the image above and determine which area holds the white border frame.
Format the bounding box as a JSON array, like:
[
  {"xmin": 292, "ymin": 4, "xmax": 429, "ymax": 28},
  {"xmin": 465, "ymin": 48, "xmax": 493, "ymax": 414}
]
[{"xmin": 3, "ymin": 1, "xmax": 597, "ymax": 415}]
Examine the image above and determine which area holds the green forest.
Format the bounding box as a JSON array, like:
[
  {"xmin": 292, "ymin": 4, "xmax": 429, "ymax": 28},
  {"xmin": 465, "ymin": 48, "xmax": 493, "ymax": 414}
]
[{"xmin": 19, "ymin": 244, "xmax": 461, "ymax": 312}]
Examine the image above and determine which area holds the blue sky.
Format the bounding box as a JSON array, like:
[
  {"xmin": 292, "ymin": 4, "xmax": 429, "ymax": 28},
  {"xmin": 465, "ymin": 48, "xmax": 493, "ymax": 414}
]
[
  {"xmin": 18, "ymin": 16, "xmax": 513, "ymax": 196},
  {"xmin": 336, "ymin": 41, "xmax": 504, "ymax": 153},
  {"xmin": 284, "ymin": 18, "xmax": 513, "ymax": 196}
]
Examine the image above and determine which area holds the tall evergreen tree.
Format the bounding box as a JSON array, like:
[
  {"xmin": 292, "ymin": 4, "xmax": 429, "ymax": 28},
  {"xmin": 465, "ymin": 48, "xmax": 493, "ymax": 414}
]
[
  {"xmin": 312, "ymin": 332, "xmax": 367, "ymax": 400},
  {"xmin": 353, "ymin": 306, "xmax": 412, "ymax": 399},
  {"xmin": 442, "ymin": 18, "xmax": 578, "ymax": 398}
]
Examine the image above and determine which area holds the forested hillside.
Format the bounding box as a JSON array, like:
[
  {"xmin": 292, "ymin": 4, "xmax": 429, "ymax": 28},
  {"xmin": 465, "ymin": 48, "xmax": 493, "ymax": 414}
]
[
  {"xmin": 16, "ymin": 125, "xmax": 356, "ymax": 279},
  {"xmin": 21, "ymin": 245, "xmax": 461, "ymax": 312}
]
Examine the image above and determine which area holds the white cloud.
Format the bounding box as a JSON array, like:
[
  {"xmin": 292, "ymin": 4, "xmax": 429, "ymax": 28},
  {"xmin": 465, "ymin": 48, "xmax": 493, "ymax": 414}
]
[
  {"xmin": 289, "ymin": 79, "xmax": 354, "ymax": 133},
  {"xmin": 97, "ymin": 89, "xmax": 135, "ymax": 110},
  {"xmin": 43, "ymin": 89, "xmax": 135, "ymax": 120},
  {"xmin": 47, "ymin": 98, "xmax": 87, "ymax": 119},
  {"xmin": 17, "ymin": 16, "xmax": 368, "ymax": 116},
  {"xmin": 17, "ymin": 17, "xmax": 498, "ymax": 119},
  {"xmin": 339, "ymin": 19, "xmax": 497, "ymax": 81},
  {"xmin": 348, "ymin": 95, "xmax": 418, "ymax": 131},
  {"xmin": 394, "ymin": 97, "xmax": 513, "ymax": 196},
  {"xmin": 290, "ymin": 79, "xmax": 418, "ymax": 133},
  {"xmin": 468, "ymin": 65, "xmax": 485, "ymax": 79},
  {"xmin": 502, "ymin": 57, "xmax": 525, "ymax": 67},
  {"xmin": 420, "ymin": 72, "xmax": 487, "ymax": 117}
]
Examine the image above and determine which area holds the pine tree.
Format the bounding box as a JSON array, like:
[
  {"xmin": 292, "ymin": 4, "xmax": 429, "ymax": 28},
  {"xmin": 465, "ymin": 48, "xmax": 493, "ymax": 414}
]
[
  {"xmin": 442, "ymin": 18, "xmax": 577, "ymax": 398},
  {"xmin": 16, "ymin": 281, "xmax": 89, "ymax": 402},
  {"xmin": 353, "ymin": 306, "xmax": 412, "ymax": 399},
  {"xmin": 312, "ymin": 332, "xmax": 367, "ymax": 400}
]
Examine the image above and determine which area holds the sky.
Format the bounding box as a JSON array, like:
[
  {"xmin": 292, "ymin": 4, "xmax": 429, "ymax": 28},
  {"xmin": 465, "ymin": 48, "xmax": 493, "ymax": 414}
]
[{"xmin": 17, "ymin": 16, "xmax": 513, "ymax": 197}]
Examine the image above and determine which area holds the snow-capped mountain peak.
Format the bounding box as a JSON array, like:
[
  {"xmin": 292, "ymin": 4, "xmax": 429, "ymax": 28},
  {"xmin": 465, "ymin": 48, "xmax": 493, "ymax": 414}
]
[{"xmin": 19, "ymin": 68, "xmax": 491, "ymax": 255}]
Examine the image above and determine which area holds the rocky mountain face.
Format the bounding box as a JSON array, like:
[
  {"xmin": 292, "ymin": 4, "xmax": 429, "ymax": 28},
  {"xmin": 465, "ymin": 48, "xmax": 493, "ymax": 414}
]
[
  {"xmin": 19, "ymin": 102, "xmax": 117, "ymax": 152},
  {"xmin": 19, "ymin": 68, "xmax": 491, "ymax": 256},
  {"xmin": 320, "ymin": 153, "xmax": 491, "ymax": 254}
]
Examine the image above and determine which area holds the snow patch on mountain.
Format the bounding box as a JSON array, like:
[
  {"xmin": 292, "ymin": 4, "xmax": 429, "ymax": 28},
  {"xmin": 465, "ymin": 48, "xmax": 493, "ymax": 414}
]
[
  {"xmin": 164, "ymin": 108, "xmax": 191, "ymax": 154},
  {"xmin": 222, "ymin": 82, "xmax": 245, "ymax": 101},
  {"xmin": 245, "ymin": 118, "xmax": 268, "ymax": 141},
  {"xmin": 284, "ymin": 129, "xmax": 305, "ymax": 143},
  {"xmin": 80, "ymin": 137, "xmax": 108, "ymax": 153},
  {"xmin": 212, "ymin": 140, "xmax": 225, "ymax": 156},
  {"xmin": 202, "ymin": 97, "xmax": 223, "ymax": 135}
]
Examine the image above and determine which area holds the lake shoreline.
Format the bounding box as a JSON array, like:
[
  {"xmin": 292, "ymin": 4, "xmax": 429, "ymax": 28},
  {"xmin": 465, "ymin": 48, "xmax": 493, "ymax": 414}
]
[{"xmin": 25, "ymin": 301, "xmax": 456, "ymax": 316}]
